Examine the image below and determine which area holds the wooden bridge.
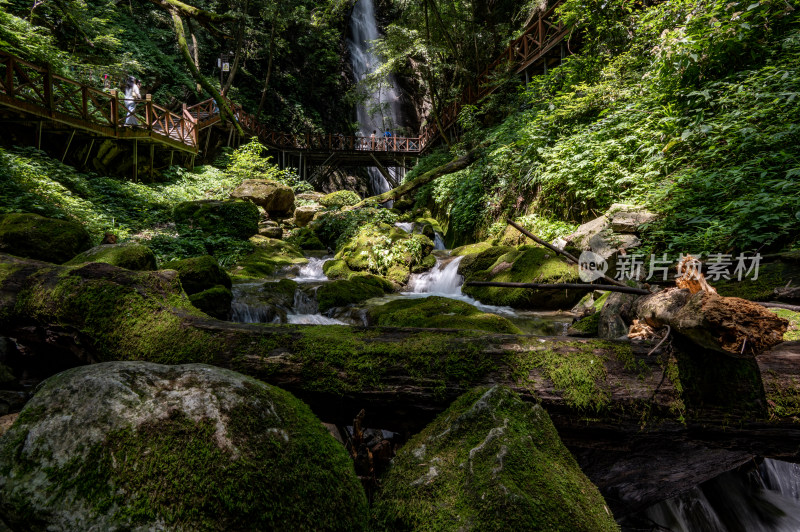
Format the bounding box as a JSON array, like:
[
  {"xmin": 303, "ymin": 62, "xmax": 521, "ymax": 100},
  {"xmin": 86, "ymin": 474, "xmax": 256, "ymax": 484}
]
[
  {"xmin": 419, "ymin": 0, "xmax": 570, "ymax": 147},
  {"xmin": 0, "ymin": 2, "xmax": 571, "ymax": 178}
]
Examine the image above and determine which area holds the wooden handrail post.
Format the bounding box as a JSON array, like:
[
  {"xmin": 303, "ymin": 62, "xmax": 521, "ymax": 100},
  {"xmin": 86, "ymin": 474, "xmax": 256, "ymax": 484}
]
[
  {"xmin": 109, "ymin": 89, "xmax": 119, "ymax": 132},
  {"xmin": 6, "ymin": 57, "xmax": 15, "ymax": 97},
  {"xmin": 145, "ymin": 94, "xmax": 153, "ymax": 128},
  {"xmin": 81, "ymin": 86, "xmax": 88, "ymax": 119},
  {"xmin": 43, "ymin": 67, "xmax": 54, "ymax": 114},
  {"xmin": 181, "ymin": 103, "xmax": 187, "ymax": 143}
]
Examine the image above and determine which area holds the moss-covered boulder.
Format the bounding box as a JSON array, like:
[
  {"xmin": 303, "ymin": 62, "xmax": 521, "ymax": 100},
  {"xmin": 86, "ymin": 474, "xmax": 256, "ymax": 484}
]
[
  {"xmin": 286, "ymin": 227, "xmax": 326, "ymax": 251},
  {"xmin": 230, "ymin": 179, "xmax": 295, "ymax": 216},
  {"xmin": 367, "ymin": 296, "xmax": 521, "ymax": 334},
  {"xmin": 0, "ymin": 362, "xmax": 368, "ymax": 531},
  {"xmin": 231, "ymin": 279, "xmax": 298, "ymax": 323},
  {"xmin": 322, "ymin": 258, "xmax": 355, "ymax": 280},
  {"xmin": 451, "ymin": 241, "xmax": 494, "ymax": 258},
  {"xmin": 317, "ymin": 275, "xmax": 393, "ymax": 312},
  {"xmin": 335, "ymin": 224, "xmax": 434, "ymax": 285},
  {"xmin": 0, "ymin": 213, "xmax": 91, "ymax": 264},
  {"xmin": 230, "ymin": 236, "xmax": 308, "ymax": 278},
  {"xmin": 173, "ymin": 199, "xmax": 259, "ymax": 239},
  {"xmin": 319, "ymin": 190, "xmax": 360, "ymax": 209},
  {"xmin": 189, "ymin": 285, "xmax": 233, "ymax": 320},
  {"xmin": 294, "ymin": 205, "xmax": 319, "ymax": 227},
  {"xmin": 163, "ymin": 255, "xmax": 232, "ymax": 295},
  {"xmin": 457, "ymin": 245, "xmax": 515, "ymax": 278},
  {"xmin": 67, "ymin": 243, "xmax": 157, "ymax": 271},
  {"xmin": 461, "ymin": 246, "xmax": 584, "ymax": 310},
  {"xmin": 371, "ymin": 386, "xmax": 617, "ymax": 531}
]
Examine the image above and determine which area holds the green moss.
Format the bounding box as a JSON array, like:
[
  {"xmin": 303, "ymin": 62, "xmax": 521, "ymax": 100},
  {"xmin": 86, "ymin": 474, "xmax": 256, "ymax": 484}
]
[
  {"xmin": 317, "ymin": 275, "xmax": 393, "ymax": 312},
  {"xmin": 0, "ymin": 212, "xmax": 91, "ymax": 264},
  {"xmin": 335, "ymin": 223, "xmax": 433, "ymax": 284},
  {"xmin": 163, "ymin": 255, "xmax": 231, "ymax": 295},
  {"xmin": 285, "ymin": 227, "xmax": 326, "ymax": 250},
  {"xmin": 571, "ymin": 312, "xmax": 600, "ymax": 335},
  {"xmin": 770, "ymin": 309, "xmax": 800, "ymax": 341},
  {"xmin": 0, "ymin": 362, "xmax": 15, "ymax": 384},
  {"xmin": 322, "ymin": 258, "xmax": 355, "ymax": 280},
  {"xmin": 410, "ymin": 252, "xmax": 437, "ymax": 274},
  {"xmin": 368, "ymin": 296, "xmax": 521, "ymax": 334},
  {"xmin": 462, "ymin": 246, "xmax": 583, "ymax": 310},
  {"xmin": 456, "ymin": 245, "xmax": 515, "ymax": 278},
  {"xmin": 450, "ymin": 241, "xmax": 494, "ymax": 257},
  {"xmin": 371, "ymin": 386, "xmax": 618, "ymax": 531},
  {"xmin": 173, "ymin": 199, "xmax": 259, "ymax": 240},
  {"xmin": 714, "ymin": 261, "xmax": 798, "ymax": 301},
  {"xmin": 230, "ymin": 236, "xmax": 307, "ymax": 279},
  {"xmin": 5, "ymin": 377, "xmax": 367, "ymax": 530},
  {"xmin": 319, "ymin": 190, "xmax": 361, "ymax": 208},
  {"xmin": 67, "ymin": 243, "xmax": 157, "ymax": 271},
  {"xmin": 188, "ymin": 285, "xmax": 232, "ymax": 320}
]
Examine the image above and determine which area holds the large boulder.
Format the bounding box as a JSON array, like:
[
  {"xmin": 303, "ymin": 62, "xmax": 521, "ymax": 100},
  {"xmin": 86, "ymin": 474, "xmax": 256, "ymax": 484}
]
[
  {"xmin": 335, "ymin": 224, "xmax": 434, "ymax": 285},
  {"xmin": 461, "ymin": 246, "xmax": 585, "ymax": 310},
  {"xmin": 294, "ymin": 205, "xmax": 320, "ymax": 227},
  {"xmin": 0, "ymin": 213, "xmax": 91, "ymax": 264},
  {"xmin": 0, "ymin": 362, "xmax": 368, "ymax": 531},
  {"xmin": 163, "ymin": 255, "xmax": 231, "ymax": 295},
  {"xmin": 319, "ymin": 190, "xmax": 360, "ymax": 209},
  {"xmin": 371, "ymin": 386, "xmax": 617, "ymax": 531},
  {"xmin": 231, "ymin": 179, "xmax": 295, "ymax": 217},
  {"xmin": 66, "ymin": 243, "xmax": 157, "ymax": 271},
  {"xmin": 367, "ymin": 296, "xmax": 521, "ymax": 334},
  {"xmin": 173, "ymin": 199, "xmax": 259, "ymax": 239},
  {"xmin": 230, "ymin": 236, "xmax": 308, "ymax": 278},
  {"xmin": 316, "ymin": 275, "xmax": 393, "ymax": 312},
  {"xmin": 188, "ymin": 285, "xmax": 233, "ymax": 320}
]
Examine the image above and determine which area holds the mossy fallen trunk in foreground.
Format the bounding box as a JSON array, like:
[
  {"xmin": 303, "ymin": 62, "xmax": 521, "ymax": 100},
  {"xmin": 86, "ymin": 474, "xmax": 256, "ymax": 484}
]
[
  {"xmin": 0, "ymin": 254, "xmax": 797, "ymax": 435},
  {"xmin": 0, "ymin": 254, "xmax": 677, "ymax": 428}
]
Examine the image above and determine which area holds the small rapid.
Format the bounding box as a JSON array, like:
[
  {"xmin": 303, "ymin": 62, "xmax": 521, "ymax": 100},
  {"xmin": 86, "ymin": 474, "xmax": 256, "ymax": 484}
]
[{"xmin": 295, "ymin": 257, "xmax": 330, "ymax": 282}]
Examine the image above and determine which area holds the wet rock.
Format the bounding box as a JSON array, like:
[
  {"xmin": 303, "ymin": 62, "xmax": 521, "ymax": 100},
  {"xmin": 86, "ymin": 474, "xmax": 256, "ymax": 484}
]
[
  {"xmin": 173, "ymin": 199, "xmax": 259, "ymax": 239},
  {"xmin": 294, "ymin": 205, "xmax": 319, "ymax": 227},
  {"xmin": 598, "ymin": 292, "xmax": 638, "ymax": 340},
  {"xmin": 0, "ymin": 414, "xmax": 18, "ymax": 437},
  {"xmin": 231, "ymin": 179, "xmax": 295, "ymax": 216},
  {"xmin": 188, "ymin": 285, "xmax": 233, "ymax": 320},
  {"xmin": 0, "ymin": 213, "xmax": 91, "ymax": 264},
  {"xmin": 163, "ymin": 255, "xmax": 231, "ymax": 295},
  {"xmin": 461, "ymin": 246, "xmax": 584, "ymax": 310},
  {"xmin": 317, "ymin": 275, "xmax": 393, "ymax": 312},
  {"xmin": 66, "ymin": 242, "xmax": 157, "ymax": 270},
  {"xmin": 372, "ymin": 386, "xmax": 617, "ymax": 531},
  {"xmin": 319, "ymin": 190, "xmax": 361, "ymax": 209},
  {"xmin": 0, "ymin": 362, "xmax": 368, "ymax": 531},
  {"xmin": 230, "ymin": 237, "xmax": 307, "ymax": 278},
  {"xmin": 366, "ymin": 296, "xmax": 521, "ymax": 334},
  {"xmin": 259, "ymin": 224, "xmax": 283, "ymax": 239}
]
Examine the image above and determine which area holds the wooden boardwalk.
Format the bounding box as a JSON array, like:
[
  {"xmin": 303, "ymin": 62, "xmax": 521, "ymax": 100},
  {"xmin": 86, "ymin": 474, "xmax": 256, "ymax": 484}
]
[{"xmin": 0, "ymin": 4, "xmax": 571, "ymax": 168}]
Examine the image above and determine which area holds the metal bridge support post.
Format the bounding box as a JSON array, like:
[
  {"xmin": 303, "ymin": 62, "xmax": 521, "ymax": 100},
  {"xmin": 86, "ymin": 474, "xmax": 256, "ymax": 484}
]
[
  {"xmin": 83, "ymin": 139, "xmax": 95, "ymax": 168},
  {"xmin": 133, "ymin": 139, "xmax": 138, "ymax": 182}
]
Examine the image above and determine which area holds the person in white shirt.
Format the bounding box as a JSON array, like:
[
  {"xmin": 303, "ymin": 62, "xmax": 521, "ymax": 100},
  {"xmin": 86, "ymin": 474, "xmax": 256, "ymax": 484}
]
[{"xmin": 122, "ymin": 76, "xmax": 141, "ymax": 126}]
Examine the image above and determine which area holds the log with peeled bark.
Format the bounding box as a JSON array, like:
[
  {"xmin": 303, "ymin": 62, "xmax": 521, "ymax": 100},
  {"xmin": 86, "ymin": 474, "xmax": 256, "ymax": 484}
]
[
  {"xmin": 0, "ymin": 254, "xmax": 679, "ymax": 430},
  {"xmin": 633, "ymin": 287, "xmax": 788, "ymax": 357}
]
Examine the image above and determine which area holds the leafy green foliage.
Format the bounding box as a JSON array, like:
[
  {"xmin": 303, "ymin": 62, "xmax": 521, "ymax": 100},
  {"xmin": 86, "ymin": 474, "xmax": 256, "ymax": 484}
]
[
  {"xmin": 312, "ymin": 207, "xmax": 399, "ymax": 250},
  {"xmin": 413, "ymin": 0, "xmax": 800, "ymax": 253},
  {"xmin": 227, "ymin": 139, "xmax": 311, "ymax": 193}
]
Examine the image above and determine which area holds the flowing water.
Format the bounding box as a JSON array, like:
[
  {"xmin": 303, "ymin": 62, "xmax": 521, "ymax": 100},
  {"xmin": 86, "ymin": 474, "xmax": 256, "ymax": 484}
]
[
  {"xmin": 348, "ymin": 0, "xmax": 402, "ymax": 197},
  {"xmin": 623, "ymin": 458, "xmax": 800, "ymax": 531}
]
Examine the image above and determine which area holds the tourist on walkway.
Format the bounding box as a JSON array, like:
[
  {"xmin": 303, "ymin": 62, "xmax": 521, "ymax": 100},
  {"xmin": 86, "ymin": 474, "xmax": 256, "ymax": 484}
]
[
  {"xmin": 383, "ymin": 130, "xmax": 392, "ymax": 150},
  {"xmin": 370, "ymin": 130, "xmax": 376, "ymax": 150},
  {"xmin": 122, "ymin": 76, "xmax": 141, "ymax": 126}
]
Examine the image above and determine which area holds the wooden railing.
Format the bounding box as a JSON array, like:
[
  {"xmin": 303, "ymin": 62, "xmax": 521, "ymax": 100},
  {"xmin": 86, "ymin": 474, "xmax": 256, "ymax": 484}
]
[
  {"xmin": 419, "ymin": 0, "xmax": 569, "ymax": 148},
  {"xmin": 0, "ymin": 51, "xmax": 199, "ymax": 151},
  {"xmin": 0, "ymin": 48, "xmax": 423, "ymax": 157}
]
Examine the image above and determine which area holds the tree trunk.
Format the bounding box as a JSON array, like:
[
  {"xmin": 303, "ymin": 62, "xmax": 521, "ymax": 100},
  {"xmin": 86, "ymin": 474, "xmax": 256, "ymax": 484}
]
[
  {"xmin": 353, "ymin": 146, "xmax": 481, "ymax": 207},
  {"xmin": 256, "ymin": 22, "xmax": 277, "ymax": 120},
  {"xmin": 221, "ymin": 0, "xmax": 248, "ymax": 96}
]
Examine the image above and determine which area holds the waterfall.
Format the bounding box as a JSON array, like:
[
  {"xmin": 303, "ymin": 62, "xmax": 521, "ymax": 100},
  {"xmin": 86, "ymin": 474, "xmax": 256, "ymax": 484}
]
[
  {"xmin": 348, "ymin": 0, "xmax": 402, "ymax": 196},
  {"xmin": 433, "ymin": 232, "xmax": 446, "ymax": 250},
  {"xmin": 295, "ymin": 257, "xmax": 330, "ymax": 282},
  {"xmin": 626, "ymin": 458, "xmax": 800, "ymax": 532},
  {"xmin": 408, "ymin": 256, "xmax": 464, "ymax": 295}
]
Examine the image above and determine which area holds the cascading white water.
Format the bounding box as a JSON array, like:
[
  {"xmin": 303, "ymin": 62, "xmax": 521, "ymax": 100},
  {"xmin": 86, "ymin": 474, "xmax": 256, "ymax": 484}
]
[
  {"xmin": 433, "ymin": 232, "xmax": 446, "ymax": 250},
  {"xmin": 408, "ymin": 256, "xmax": 464, "ymax": 295},
  {"xmin": 295, "ymin": 257, "xmax": 330, "ymax": 282},
  {"xmin": 394, "ymin": 222, "xmax": 414, "ymax": 233},
  {"xmin": 348, "ymin": 0, "xmax": 402, "ymax": 196}
]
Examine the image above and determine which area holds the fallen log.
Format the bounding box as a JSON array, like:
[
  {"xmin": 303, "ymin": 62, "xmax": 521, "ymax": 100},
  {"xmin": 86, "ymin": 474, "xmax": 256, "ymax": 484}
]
[
  {"xmin": 0, "ymin": 254, "xmax": 678, "ymax": 431},
  {"xmin": 465, "ymin": 281, "xmax": 650, "ymax": 296},
  {"xmin": 633, "ymin": 288, "xmax": 788, "ymax": 357}
]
